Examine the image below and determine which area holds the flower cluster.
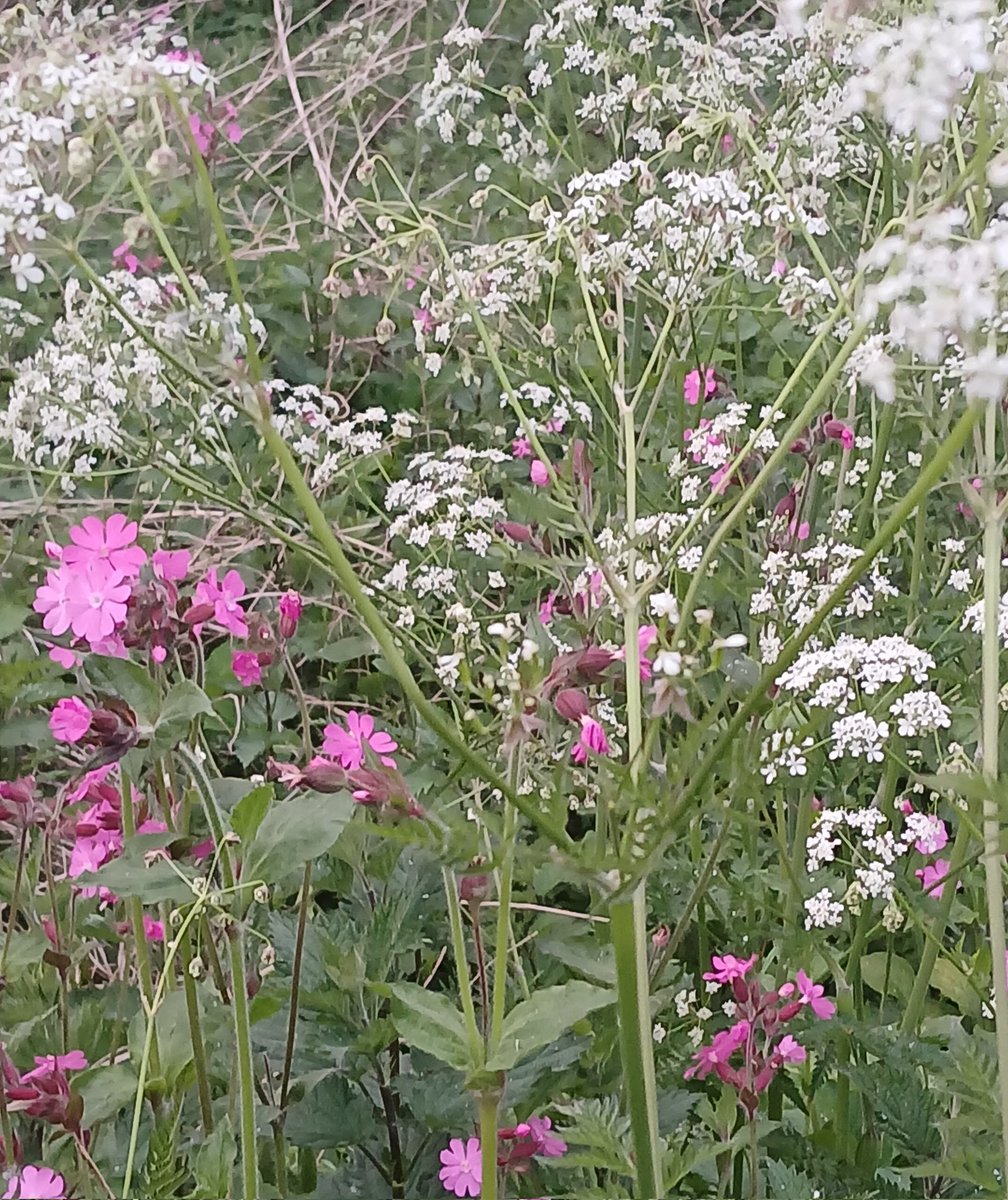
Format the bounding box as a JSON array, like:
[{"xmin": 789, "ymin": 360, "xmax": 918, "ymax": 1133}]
[
  {"xmin": 685, "ymin": 955, "xmax": 833, "ymax": 1117},
  {"xmin": 438, "ymin": 1113, "xmax": 566, "ymax": 1197}
]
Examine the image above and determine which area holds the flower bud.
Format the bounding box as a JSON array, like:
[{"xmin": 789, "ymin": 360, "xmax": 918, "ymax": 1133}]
[
  {"xmin": 375, "ymin": 316, "xmax": 395, "ymax": 345},
  {"xmin": 278, "ymin": 590, "xmax": 303, "ymax": 639},
  {"xmin": 495, "ymin": 520, "xmax": 535, "ymax": 545},
  {"xmin": 66, "ymin": 137, "xmax": 93, "ymax": 178},
  {"xmin": 651, "ymin": 924, "xmax": 670, "ymax": 950},
  {"xmin": 554, "ymin": 687, "xmax": 590, "ymax": 722},
  {"xmin": 459, "ymin": 869, "xmax": 491, "ymax": 905},
  {"xmin": 145, "ymin": 144, "xmax": 179, "ymax": 179}
]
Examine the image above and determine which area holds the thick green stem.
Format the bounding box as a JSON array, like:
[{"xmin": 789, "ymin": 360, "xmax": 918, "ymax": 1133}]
[
  {"xmin": 443, "ymin": 869, "xmax": 484, "ymax": 1064},
  {"xmin": 610, "ymin": 892, "xmax": 663, "ymax": 1199},
  {"xmin": 478, "ymin": 1090, "xmax": 499, "ymax": 1200},
  {"xmin": 227, "ymin": 923, "xmax": 259, "ymax": 1200},
  {"xmin": 490, "ymin": 759, "xmax": 520, "ymax": 1050},
  {"xmin": 120, "ymin": 767, "xmax": 161, "ymax": 1080},
  {"xmin": 980, "ymin": 402, "xmax": 1008, "ymax": 1196}
]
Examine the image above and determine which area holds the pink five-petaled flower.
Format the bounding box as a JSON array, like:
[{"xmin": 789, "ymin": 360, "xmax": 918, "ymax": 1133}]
[
  {"xmin": 439, "ymin": 1136, "xmax": 481, "ymax": 1198},
  {"xmin": 916, "ymin": 858, "xmax": 953, "ymax": 899},
  {"xmin": 49, "ymin": 697, "xmax": 92, "ymax": 744},
  {"xmin": 62, "ymin": 513, "xmax": 147, "ymax": 577},
  {"xmin": 278, "ymin": 590, "xmax": 303, "ymax": 639},
  {"xmin": 323, "ymin": 711, "xmax": 398, "ymax": 771},
  {"xmin": 143, "ymin": 914, "xmax": 165, "ymax": 942},
  {"xmin": 192, "ymin": 568, "xmax": 249, "ymax": 638},
  {"xmin": 792, "ymin": 969, "xmax": 836, "ymax": 1020},
  {"xmin": 703, "ymin": 953, "xmax": 758, "ymax": 984},
  {"xmin": 774, "ymin": 1034, "xmax": 806, "ymax": 1065},
  {"xmin": 684, "ymin": 366, "xmax": 717, "ymax": 406},
  {"xmin": 232, "ymin": 651, "xmax": 263, "ymax": 688},
  {"xmin": 65, "ymin": 560, "xmax": 133, "ymax": 645},
  {"xmin": 684, "ymin": 1020, "xmax": 750, "ymax": 1080},
  {"xmin": 571, "ymin": 714, "xmax": 610, "ymax": 765},
  {"xmin": 511, "ymin": 436, "xmax": 532, "ymax": 458},
  {"xmin": 529, "ymin": 459, "xmax": 550, "ymax": 487},
  {"xmin": 524, "ymin": 1114, "xmax": 566, "ymax": 1157},
  {"xmin": 615, "ymin": 624, "xmax": 658, "ymax": 679},
  {"xmin": 3, "ymin": 1165, "xmax": 67, "ymax": 1199}
]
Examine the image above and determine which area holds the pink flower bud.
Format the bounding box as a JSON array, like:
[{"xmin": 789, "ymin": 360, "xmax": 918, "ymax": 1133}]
[
  {"xmin": 278, "ymin": 590, "xmax": 303, "ymax": 639},
  {"xmin": 495, "ymin": 521, "xmax": 535, "ymax": 545},
  {"xmin": 554, "ymin": 688, "xmax": 590, "ymax": 722},
  {"xmin": 530, "ymin": 459, "xmax": 550, "ymax": 487}
]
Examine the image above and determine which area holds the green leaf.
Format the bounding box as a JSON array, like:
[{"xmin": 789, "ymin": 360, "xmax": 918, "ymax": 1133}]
[
  {"xmin": 316, "ymin": 634, "xmax": 379, "ymax": 664},
  {"xmin": 242, "ymin": 790, "xmax": 353, "ymax": 883},
  {"xmin": 79, "ymin": 837, "xmax": 195, "ymax": 903},
  {"xmin": 389, "ymin": 983, "xmax": 472, "ymax": 1070},
  {"xmin": 75, "ymin": 1063, "xmax": 139, "ymax": 1125},
  {"xmin": 129, "ymin": 990, "xmax": 194, "ymax": 1090},
  {"xmin": 929, "ymin": 957, "xmax": 981, "ymax": 1016},
  {"xmin": 285, "ymin": 1074, "xmax": 372, "ymax": 1148},
  {"xmin": 487, "ymin": 982, "xmax": 614, "ymax": 1070},
  {"xmin": 860, "ymin": 952, "xmax": 914, "ymax": 1002},
  {"xmin": 230, "ymin": 783, "xmax": 273, "ymax": 845},
  {"xmin": 85, "ymin": 657, "xmax": 161, "ymax": 728},
  {"xmin": 157, "ymin": 680, "xmax": 214, "ymax": 729},
  {"xmin": 192, "ymin": 1116, "xmax": 237, "ymax": 1199},
  {"xmin": 0, "ymin": 602, "xmax": 29, "ymax": 641}
]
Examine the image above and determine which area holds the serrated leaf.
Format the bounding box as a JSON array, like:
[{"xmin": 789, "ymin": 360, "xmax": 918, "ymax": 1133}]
[
  {"xmin": 487, "ymin": 982, "xmax": 614, "ymax": 1070},
  {"xmin": 389, "ymin": 983, "xmax": 472, "ymax": 1070},
  {"xmin": 243, "ymin": 790, "xmax": 353, "ymax": 883},
  {"xmin": 157, "ymin": 680, "xmax": 214, "ymax": 728}
]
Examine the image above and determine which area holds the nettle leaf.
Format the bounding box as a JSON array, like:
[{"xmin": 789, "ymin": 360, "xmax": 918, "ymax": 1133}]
[
  {"xmin": 389, "ymin": 983, "xmax": 472, "ymax": 1070},
  {"xmin": 487, "ymin": 982, "xmax": 614, "ymax": 1071},
  {"xmin": 78, "ymin": 834, "xmax": 196, "ymax": 904},
  {"xmin": 284, "ymin": 1074, "xmax": 373, "ymax": 1148},
  {"xmin": 152, "ymin": 680, "xmax": 216, "ymax": 748},
  {"xmin": 242, "ymin": 790, "xmax": 353, "ymax": 884}
]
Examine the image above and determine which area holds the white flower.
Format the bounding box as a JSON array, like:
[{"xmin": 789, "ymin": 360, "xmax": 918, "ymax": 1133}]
[{"xmin": 10, "ymin": 253, "xmax": 43, "ymax": 291}]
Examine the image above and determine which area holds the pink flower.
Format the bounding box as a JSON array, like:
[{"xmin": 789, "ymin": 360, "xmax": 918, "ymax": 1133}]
[
  {"xmin": 278, "ymin": 590, "xmax": 303, "ymax": 639},
  {"xmin": 189, "ymin": 112, "xmax": 213, "ymax": 155},
  {"xmin": 152, "ymin": 548, "xmax": 191, "ymax": 582},
  {"xmin": 323, "ymin": 711, "xmax": 398, "ymax": 770},
  {"xmin": 48, "ymin": 646, "xmax": 79, "ymax": 669},
  {"xmin": 222, "ymin": 99, "xmax": 243, "ymax": 144},
  {"xmin": 916, "ymin": 858, "xmax": 952, "ymax": 898},
  {"xmin": 232, "ymin": 650, "xmax": 262, "ymax": 687},
  {"xmin": 771, "ymin": 258, "xmax": 788, "ymax": 278},
  {"xmin": 775, "ymin": 1034, "xmax": 806, "ymax": 1064},
  {"xmin": 439, "ymin": 1137, "xmax": 481, "ymax": 1198},
  {"xmin": 538, "ymin": 590, "xmax": 557, "ymax": 625},
  {"xmin": 143, "ymin": 914, "xmax": 164, "ymax": 942},
  {"xmin": 913, "ymin": 815, "xmax": 949, "ymax": 856},
  {"xmin": 113, "ymin": 240, "xmax": 141, "ymax": 274},
  {"xmin": 616, "ymin": 624, "xmax": 658, "ymax": 679},
  {"xmin": 571, "ymin": 714, "xmax": 610, "ymax": 765},
  {"xmin": 33, "ymin": 567, "xmax": 75, "ymax": 637},
  {"xmin": 793, "ymin": 969, "xmax": 835, "ymax": 1020},
  {"xmin": 62, "ymin": 514, "xmax": 146, "ymax": 576},
  {"xmin": 529, "ymin": 459, "xmax": 550, "ymax": 487},
  {"xmin": 525, "ymin": 1114, "xmax": 566, "ymax": 1157},
  {"xmin": 684, "ymin": 366, "xmax": 717, "ymax": 406},
  {"xmin": 3, "ymin": 1164, "xmax": 67, "ymax": 1198},
  {"xmin": 703, "ymin": 953, "xmax": 758, "ymax": 984},
  {"xmin": 823, "ymin": 419, "xmax": 855, "ymax": 451},
  {"xmin": 684, "ymin": 1020, "xmax": 750, "ymax": 1080},
  {"xmin": 511, "ymin": 436, "xmax": 533, "ymax": 458},
  {"xmin": 192, "ymin": 568, "xmax": 249, "ymax": 637},
  {"xmin": 64, "ymin": 561, "xmax": 133, "ymax": 645},
  {"xmin": 49, "ymin": 697, "xmax": 92, "ymax": 744},
  {"xmin": 413, "ymin": 307, "xmax": 435, "ymax": 335}
]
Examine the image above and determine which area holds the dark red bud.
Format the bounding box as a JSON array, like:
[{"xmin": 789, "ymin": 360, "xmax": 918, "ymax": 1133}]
[
  {"xmin": 778, "ymin": 1001, "xmax": 802, "ymax": 1022},
  {"xmin": 301, "ymin": 759, "xmax": 349, "ymax": 793},
  {"xmin": 554, "ymin": 687, "xmax": 590, "ymax": 722},
  {"xmin": 183, "ymin": 602, "xmax": 215, "ymax": 627},
  {"xmin": 495, "ymin": 521, "xmax": 535, "ymax": 545},
  {"xmin": 459, "ymin": 873, "xmax": 491, "ymax": 904}
]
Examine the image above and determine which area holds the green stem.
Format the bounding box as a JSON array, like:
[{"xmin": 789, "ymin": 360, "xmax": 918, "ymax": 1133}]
[
  {"xmin": 980, "ymin": 402, "xmax": 1008, "ymax": 1196},
  {"xmin": 478, "ymin": 1089, "xmax": 499, "ymax": 1200},
  {"xmin": 854, "ymin": 403, "xmax": 898, "ymax": 541},
  {"xmin": 443, "ymin": 869, "xmax": 483, "ymax": 1065},
  {"xmin": 179, "ymin": 926, "xmax": 214, "ymax": 1133},
  {"xmin": 610, "ymin": 891, "xmax": 663, "ymax": 1199},
  {"xmin": 227, "ymin": 923, "xmax": 259, "ymax": 1200},
  {"xmin": 120, "ymin": 766, "xmax": 161, "ymax": 1081}
]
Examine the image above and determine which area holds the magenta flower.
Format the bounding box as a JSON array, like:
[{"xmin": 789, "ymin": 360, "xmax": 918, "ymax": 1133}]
[
  {"xmin": 684, "ymin": 1020, "xmax": 750, "ymax": 1080},
  {"xmin": 525, "ymin": 1114, "xmax": 566, "ymax": 1157},
  {"xmin": 774, "ymin": 1034, "xmax": 806, "ymax": 1064},
  {"xmin": 793, "ymin": 970, "xmax": 836, "ymax": 1020},
  {"xmin": 616, "ymin": 624, "xmax": 658, "ymax": 679},
  {"xmin": 823, "ymin": 418, "xmax": 855, "ymax": 451},
  {"xmin": 33, "ymin": 567, "xmax": 75, "ymax": 637},
  {"xmin": 143, "ymin": 914, "xmax": 165, "ymax": 942},
  {"xmin": 916, "ymin": 858, "xmax": 952, "ymax": 898},
  {"xmin": 511, "ymin": 436, "xmax": 532, "ymax": 458},
  {"xmin": 192, "ymin": 568, "xmax": 249, "ymax": 638},
  {"xmin": 771, "ymin": 258, "xmax": 788, "ymax": 278},
  {"xmin": 49, "ymin": 697, "xmax": 92, "ymax": 744},
  {"xmin": 703, "ymin": 953, "xmax": 758, "ymax": 984},
  {"xmin": 538, "ymin": 590, "xmax": 557, "ymax": 625},
  {"xmin": 439, "ymin": 1137, "xmax": 481, "ymax": 1198},
  {"xmin": 278, "ymin": 590, "xmax": 303, "ymax": 639},
  {"xmin": 571, "ymin": 714, "xmax": 610, "ymax": 765},
  {"xmin": 113, "ymin": 240, "xmax": 140, "ymax": 274},
  {"xmin": 529, "ymin": 459, "xmax": 550, "ymax": 487},
  {"xmin": 3, "ymin": 1164, "xmax": 67, "ymax": 1198},
  {"xmin": 63, "ymin": 560, "xmax": 132, "ymax": 645},
  {"xmin": 152, "ymin": 548, "xmax": 191, "ymax": 582},
  {"xmin": 323, "ymin": 711, "xmax": 398, "ymax": 770},
  {"xmin": 49, "ymin": 646, "xmax": 79, "ymax": 669},
  {"xmin": 913, "ymin": 815, "xmax": 948, "ymax": 856},
  {"xmin": 62, "ymin": 513, "xmax": 147, "ymax": 576},
  {"xmin": 684, "ymin": 366, "xmax": 717, "ymax": 406},
  {"xmin": 414, "ymin": 307, "xmax": 434, "ymax": 335},
  {"xmin": 232, "ymin": 650, "xmax": 263, "ymax": 688}
]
